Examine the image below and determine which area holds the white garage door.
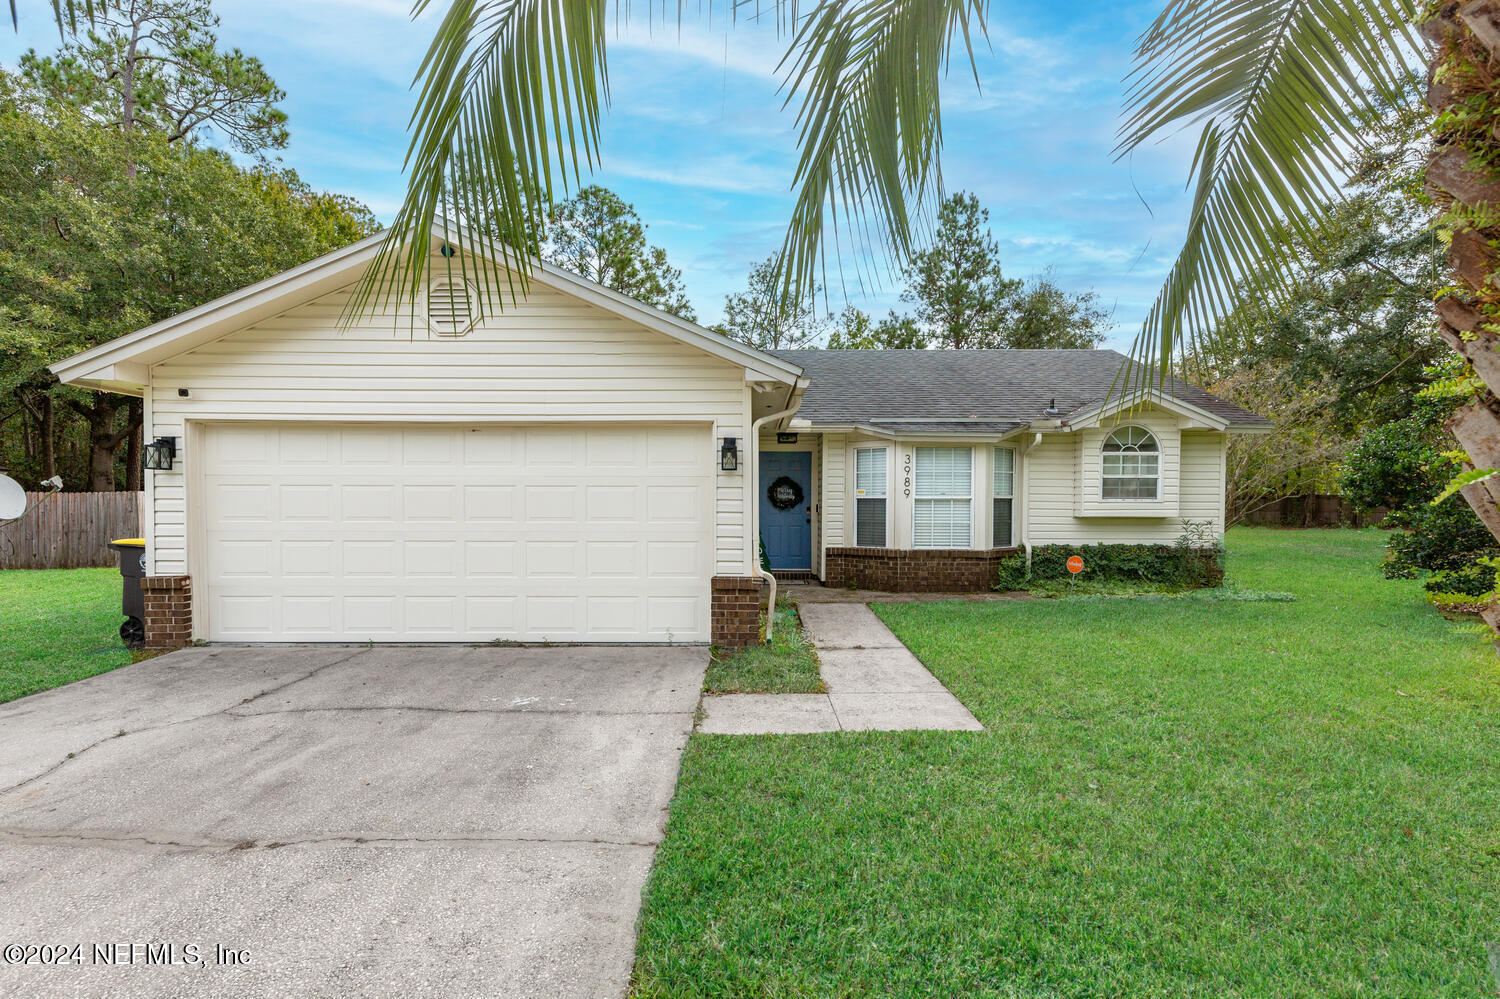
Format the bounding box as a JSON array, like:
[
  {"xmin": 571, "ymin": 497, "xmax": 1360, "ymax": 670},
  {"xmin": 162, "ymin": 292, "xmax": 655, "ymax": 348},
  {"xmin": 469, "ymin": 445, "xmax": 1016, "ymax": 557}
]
[{"xmin": 198, "ymin": 424, "xmax": 713, "ymax": 642}]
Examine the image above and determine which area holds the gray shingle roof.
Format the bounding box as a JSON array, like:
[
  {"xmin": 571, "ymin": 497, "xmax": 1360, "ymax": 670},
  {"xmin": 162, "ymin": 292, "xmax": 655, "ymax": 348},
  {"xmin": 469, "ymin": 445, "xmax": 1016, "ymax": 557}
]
[{"xmin": 770, "ymin": 349, "xmax": 1270, "ymax": 429}]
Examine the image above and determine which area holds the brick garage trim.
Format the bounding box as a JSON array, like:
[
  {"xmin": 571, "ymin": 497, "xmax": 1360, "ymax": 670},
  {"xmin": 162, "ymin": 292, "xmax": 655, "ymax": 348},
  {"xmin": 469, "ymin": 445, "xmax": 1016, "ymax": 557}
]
[
  {"xmin": 711, "ymin": 575, "xmax": 763, "ymax": 649},
  {"xmin": 823, "ymin": 547, "xmax": 1020, "ymax": 592},
  {"xmin": 141, "ymin": 575, "xmax": 192, "ymax": 650}
]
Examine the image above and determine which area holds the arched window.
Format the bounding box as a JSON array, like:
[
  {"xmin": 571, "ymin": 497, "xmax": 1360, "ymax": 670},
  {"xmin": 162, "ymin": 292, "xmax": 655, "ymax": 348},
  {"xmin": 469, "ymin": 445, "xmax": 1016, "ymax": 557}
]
[{"xmin": 1101, "ymin": 426, "xmax": 1159, "ymax": 500}]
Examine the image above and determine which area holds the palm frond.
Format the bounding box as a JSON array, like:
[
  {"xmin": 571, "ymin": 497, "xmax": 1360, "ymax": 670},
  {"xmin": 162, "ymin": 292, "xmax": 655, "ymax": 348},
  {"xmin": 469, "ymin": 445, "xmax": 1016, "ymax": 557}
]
[
  {"xmin": 353, "ymin": 0, "xmax": 988, "ymax": 322},
  {"xmin": 1116, "ymin": 0, "xmax": 1420, "ymax": 389},
  {"xmin": 11, "ymin": 1, "xmax": 106, "ymax": 35},
  {"xmin": 775, "ymin": 0, "xmax": 987, "ymax": 301},
  {"xmin": 348, "ymin": 0, "xmax": 609, "ymax": 322}
]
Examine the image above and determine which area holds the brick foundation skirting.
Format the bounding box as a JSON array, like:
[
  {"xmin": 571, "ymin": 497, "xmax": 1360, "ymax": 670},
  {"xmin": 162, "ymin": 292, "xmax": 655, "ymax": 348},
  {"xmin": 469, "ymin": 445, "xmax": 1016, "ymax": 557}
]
[
  {"xmin": 711, "ymin": 575, "xmax": 763, "ymax": 649},
  {"xmin": 823, "ymin": 547, "xmax": 1020, "ymax": 592},
  {"xmin": 141, "ymin": 575, "xmax": 192, "ymax": 650}
]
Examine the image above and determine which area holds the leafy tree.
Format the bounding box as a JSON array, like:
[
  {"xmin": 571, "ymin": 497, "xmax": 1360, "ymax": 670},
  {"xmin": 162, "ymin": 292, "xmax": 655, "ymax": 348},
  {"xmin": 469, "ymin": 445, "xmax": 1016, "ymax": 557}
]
[
  {"xmin": 1003, "ymin": 269, "xmax": 1110, "ymax": 349},
  {"xmin": 543, "ymin": 186, "xmax": 695, "ymax": 320},
  {"xmin": 1202, "ymin": 83, "xmax": 1443, "ymax": 433},
  {"xmin": 5, "ymin": 0, "xmax": 295, "ymax": 490},
  {"xmin": 0, "ymin": 70, "xmax": 378, "ymax": 490},
  {"xmin": 826, "ymin": 306, "xmax": 927, "ymax": 349},
  {"xmin": 1340, "ymin": 386, "xmax": 1500, "ymax": 597},
  {"xmin": 20, "ymin": 0, "xmax": 288, "ymax": 155},
  {"xmin": 715, "ymin": 256, "xmax": 828, "ymax": 350},
  {"xmin": 819, "ymin": 194, "xmax": 1112, "ymax": 353},
  {"xmin": 1208, "ymin": 361, "xmax": 1350, "ymax": 524},
  {"xmin": 1113, "ymin": 5, "xmax": 1500, "ymax": 624},
  {"xmin": 904, "ymin": 193, "xmax": 1020, "ymax": 349},
  {"xmin": 896, "ymin": 193, "xmax": 1110, "ymax": 350},
  {"xmin": 1341, "ymin": 401, "xmax": 1455, "ymax": 515}
]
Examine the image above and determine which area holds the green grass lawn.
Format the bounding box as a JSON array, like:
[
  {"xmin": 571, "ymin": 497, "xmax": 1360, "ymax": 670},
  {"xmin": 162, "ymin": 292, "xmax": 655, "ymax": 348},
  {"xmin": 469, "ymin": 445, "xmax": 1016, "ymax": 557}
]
[
  {"xmin": 0, "ymin": 568, "xmax": 134, "ymax": 704},
  {"xmin": 704, "ymin": 603, "xmax": 825, "ymax": 694},
  {"xmin": 633, "ymin": 529, "xmax": 1500, "ymax": 998}
]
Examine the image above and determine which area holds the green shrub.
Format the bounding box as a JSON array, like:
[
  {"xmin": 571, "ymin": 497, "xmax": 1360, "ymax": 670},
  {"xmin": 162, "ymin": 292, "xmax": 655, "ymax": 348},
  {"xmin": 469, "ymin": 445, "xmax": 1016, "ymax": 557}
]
[
  {"xmin": 1422, "ymin": 562, "xmax": 1498, "ymax": 597},
  {"xmin": 1384, "ymin": 499, "xmax": 1498, "ymax": 581},
  {"xmin": 1338, "ymin": 386, "xmax": 1500, "ymax": 600},
  {"xmin": 1340, "ymin": 400, "xmax": 1453, "ymax": 512},
  {"xmin": 999, "ymin": 533, "xmax": 1225, "ymax": 593}
]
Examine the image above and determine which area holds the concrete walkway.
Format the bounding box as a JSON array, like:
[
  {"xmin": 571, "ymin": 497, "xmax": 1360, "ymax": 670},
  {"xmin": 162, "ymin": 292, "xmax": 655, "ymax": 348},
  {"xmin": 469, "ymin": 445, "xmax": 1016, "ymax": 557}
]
[{"xmin": 699, "ymin": 603, "xmax": 983, "ymax": 735}]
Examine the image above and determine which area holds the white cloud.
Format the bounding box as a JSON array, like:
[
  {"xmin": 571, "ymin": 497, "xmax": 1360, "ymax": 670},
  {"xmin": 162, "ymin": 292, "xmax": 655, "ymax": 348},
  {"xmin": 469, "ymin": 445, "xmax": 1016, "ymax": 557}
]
[{"xmin": 607, "ymin": 153, "xmax": 792, "ymax": 196}]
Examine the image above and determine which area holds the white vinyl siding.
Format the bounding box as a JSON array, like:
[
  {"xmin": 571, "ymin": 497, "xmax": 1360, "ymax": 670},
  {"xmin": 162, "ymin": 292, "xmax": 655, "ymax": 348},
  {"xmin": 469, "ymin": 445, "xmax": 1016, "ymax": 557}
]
[
  {"xmin": 821, "ymin": 433, "xmax": 848, "ymax": 553},
  {"xmin": 992, "ymin": 446, "xmax": 1015, "ymax": 547},
  {"xmin": 1025, "ymin": 408, "xmax": 1227, "ymax": 545},
  {"xmin": 914, "ymin": 446, "xmax": 972, "ymax": 548},
  {"xmin": 145, "ymin": 271, "xmax": 752, "ymax": 583},
  {"xmin": 854, "ymin": 447, "xmax": 888, "ymax": 548}
]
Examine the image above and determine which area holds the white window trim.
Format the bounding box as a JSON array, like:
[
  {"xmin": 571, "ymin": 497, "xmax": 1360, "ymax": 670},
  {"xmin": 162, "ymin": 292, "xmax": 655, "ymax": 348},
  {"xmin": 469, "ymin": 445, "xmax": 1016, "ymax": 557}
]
[
  {"xmin": 992, "ymin": 446, "xmax": 1016, "ymax": 548},
  {"xmin": 853, "ymin": 445, "xmax": 890, "ymax": 548},
  {"xmin": 1100, "ymin": 425, "xmax": 1161, "ymax": 501},
  {"xmin": 912, "ymin": 445, "xmax": 975, "ymax": 550}
]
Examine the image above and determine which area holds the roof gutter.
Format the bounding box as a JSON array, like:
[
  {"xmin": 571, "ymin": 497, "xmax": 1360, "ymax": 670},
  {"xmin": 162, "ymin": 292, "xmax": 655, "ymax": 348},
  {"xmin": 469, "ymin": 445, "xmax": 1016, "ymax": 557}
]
[{"xmin": 792, "ymin": 422, "xmax": 1031, "ymax": 441}]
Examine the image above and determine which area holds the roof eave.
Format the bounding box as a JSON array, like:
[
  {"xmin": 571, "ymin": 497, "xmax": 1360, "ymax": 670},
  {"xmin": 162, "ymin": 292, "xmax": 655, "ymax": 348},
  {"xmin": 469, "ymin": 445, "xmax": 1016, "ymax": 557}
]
[
  {"xmin": 1062, "ymin": 390, "xmax": 1234, "ymax": 432},
  {"xmin": 50, "ymin": 230, "xmax": 390, "ymax": 388},
  {"xmin": 51, "ymin": 224, "xmax": 804, "ymax": 390},
  {"xmin": 791, "ymin": 420, "xmax": 1028, "ymax": 441}
]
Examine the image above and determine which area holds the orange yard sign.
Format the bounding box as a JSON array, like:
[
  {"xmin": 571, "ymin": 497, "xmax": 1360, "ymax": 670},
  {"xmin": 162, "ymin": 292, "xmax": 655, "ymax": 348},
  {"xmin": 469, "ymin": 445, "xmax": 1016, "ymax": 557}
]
[{"xmin": 1066, "ymin": 555, "xmax": 1084, "ymax": 574}]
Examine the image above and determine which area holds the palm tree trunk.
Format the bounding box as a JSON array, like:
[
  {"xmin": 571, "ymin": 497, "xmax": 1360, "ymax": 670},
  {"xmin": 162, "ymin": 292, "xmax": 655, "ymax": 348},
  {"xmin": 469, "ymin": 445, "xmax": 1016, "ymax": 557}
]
[{"xmin": 1426, "ymin": 4, "xmax": 1500, "ymax": 578}]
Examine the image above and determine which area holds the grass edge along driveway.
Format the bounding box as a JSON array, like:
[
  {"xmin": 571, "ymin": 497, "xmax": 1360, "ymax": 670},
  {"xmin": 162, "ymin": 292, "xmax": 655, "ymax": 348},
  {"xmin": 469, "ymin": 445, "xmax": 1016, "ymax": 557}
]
[
  {"xmin": 632, "ymin": 529, "xmax": 1500, "ymax": 998},
  {"xmin": 0, "ymin": 567, "xmax": 133, "ymax": 704}
]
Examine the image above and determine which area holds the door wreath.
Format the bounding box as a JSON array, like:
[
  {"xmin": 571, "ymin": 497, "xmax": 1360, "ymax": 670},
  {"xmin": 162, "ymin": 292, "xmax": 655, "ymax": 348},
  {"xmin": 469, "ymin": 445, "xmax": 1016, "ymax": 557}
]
[{"xmin": 767, "ymin": 476, "xmax": 804, "ymax": 511}]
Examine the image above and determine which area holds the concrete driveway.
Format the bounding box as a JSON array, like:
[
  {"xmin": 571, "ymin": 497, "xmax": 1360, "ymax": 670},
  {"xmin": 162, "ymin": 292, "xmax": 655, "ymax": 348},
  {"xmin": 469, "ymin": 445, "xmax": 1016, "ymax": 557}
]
[{"xmin": 0, "ymin": 644, "xmax": 706, "ymax": 998}]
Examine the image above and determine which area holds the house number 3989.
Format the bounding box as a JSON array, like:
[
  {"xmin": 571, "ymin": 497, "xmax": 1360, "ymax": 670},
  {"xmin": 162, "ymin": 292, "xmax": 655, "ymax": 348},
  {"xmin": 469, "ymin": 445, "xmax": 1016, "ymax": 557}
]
[{"xmin": 903, "ymin": 452, "xmax": 912, "ymax": 497}]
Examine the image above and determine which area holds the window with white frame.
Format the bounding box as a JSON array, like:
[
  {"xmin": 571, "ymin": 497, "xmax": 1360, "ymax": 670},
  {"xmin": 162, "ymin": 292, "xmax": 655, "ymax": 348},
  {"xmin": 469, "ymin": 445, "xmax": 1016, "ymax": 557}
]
[
  {"xmin": 992, "ymin": 447, "xmax": 1015, "ymax": 547},
  {"xmin": 1101, "ymin": 426, "xmax": 1160, "ymax": 500},
  {"xmin": 854, "ymin": 447, "xmax": 888, "ymax": 547},
  {"xmin": 914, "ymin": 446, "xmax": 972, "ymax": 548}
]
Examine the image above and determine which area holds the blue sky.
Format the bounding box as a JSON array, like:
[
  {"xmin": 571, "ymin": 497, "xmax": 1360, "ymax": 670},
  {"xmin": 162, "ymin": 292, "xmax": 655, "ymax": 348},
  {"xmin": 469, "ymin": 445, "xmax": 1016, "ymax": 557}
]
[{"xmin": 1, "ymin": 0, "xmax": 1198, "ymax": 348}]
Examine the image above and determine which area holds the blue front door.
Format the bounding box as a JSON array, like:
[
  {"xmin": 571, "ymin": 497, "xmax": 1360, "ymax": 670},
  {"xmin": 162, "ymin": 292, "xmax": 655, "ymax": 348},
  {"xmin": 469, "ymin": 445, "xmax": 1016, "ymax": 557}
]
[{"xmin": 760, "ymin": 451, "xmax": 813, "ymax": 570}]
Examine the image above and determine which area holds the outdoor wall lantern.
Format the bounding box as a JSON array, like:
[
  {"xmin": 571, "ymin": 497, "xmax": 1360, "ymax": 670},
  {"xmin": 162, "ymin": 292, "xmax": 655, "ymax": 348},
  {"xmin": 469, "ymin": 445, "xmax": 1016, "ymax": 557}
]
[
  {"xmin": 144, "ymin": 437, "xmax": 178, "ymax": 471},
  {"xmin": 719, "ymin": 437, "xmax": 739, "ymax": 472}
]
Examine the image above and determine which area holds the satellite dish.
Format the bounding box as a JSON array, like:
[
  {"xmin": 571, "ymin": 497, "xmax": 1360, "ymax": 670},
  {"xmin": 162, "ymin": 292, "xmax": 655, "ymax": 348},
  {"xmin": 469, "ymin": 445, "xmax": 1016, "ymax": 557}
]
[{"xmin": 0, "ymin": 474, "xmax": 26, "ymax": 521}]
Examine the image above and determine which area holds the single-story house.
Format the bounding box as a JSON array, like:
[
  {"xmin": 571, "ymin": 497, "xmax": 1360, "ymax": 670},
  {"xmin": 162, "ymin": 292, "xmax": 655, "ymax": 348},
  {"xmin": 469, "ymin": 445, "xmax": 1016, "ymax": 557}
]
[{"xmin": 52, "ymin": 229, "xmax": 1269, "ymax": 649}]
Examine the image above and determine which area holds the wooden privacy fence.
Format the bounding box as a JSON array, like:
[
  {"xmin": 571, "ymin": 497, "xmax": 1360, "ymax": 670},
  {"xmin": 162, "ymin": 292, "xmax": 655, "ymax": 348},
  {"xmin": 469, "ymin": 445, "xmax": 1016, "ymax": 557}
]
[
  {"xmin": 1234, "ymin": 494, "xmax": 1387, "ymax": 529},
  {"xmin": 0, "ymin": 491, "xmax": 143, "ymax": 570}
]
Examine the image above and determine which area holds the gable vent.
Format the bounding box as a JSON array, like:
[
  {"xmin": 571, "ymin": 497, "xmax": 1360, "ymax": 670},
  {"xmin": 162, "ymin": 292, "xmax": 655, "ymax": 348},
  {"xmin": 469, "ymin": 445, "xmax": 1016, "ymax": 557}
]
[{"xmin": 427, "ymin": 279, "xmax": 478, "ymax": 336}]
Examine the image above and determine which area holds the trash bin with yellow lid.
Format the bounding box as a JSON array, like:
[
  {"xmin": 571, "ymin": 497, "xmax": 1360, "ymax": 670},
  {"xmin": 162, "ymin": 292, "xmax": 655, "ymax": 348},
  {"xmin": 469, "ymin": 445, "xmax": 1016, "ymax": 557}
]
[{"xmin": 107, "ymin": 538, "xmax": 146, "ymax": 648}]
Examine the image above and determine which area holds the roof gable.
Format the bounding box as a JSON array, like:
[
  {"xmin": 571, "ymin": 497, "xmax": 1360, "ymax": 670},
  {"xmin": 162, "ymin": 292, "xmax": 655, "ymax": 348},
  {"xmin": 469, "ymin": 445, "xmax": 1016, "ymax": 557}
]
[{"xmin": 52, "ymin": 226, "xmax": 803, "ymax": 391}]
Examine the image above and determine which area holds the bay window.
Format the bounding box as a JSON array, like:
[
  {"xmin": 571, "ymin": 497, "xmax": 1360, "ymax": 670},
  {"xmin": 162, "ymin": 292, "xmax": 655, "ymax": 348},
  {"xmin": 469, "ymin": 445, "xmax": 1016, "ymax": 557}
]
[{"xmin": 914, "ymin": 446, "xmax": 972, "ymax": 548}]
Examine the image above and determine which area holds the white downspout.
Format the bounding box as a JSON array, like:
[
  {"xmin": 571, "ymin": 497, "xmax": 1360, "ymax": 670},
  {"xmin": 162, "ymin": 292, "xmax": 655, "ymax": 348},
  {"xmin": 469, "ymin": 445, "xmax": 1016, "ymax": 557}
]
[
  {"xmin": 749, "ymin": 385, "xmax": 805, "ymax": 642},
  {"xmin": 1023, "ymin": 431, "xmax": 1041, "ymax": 573}
]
